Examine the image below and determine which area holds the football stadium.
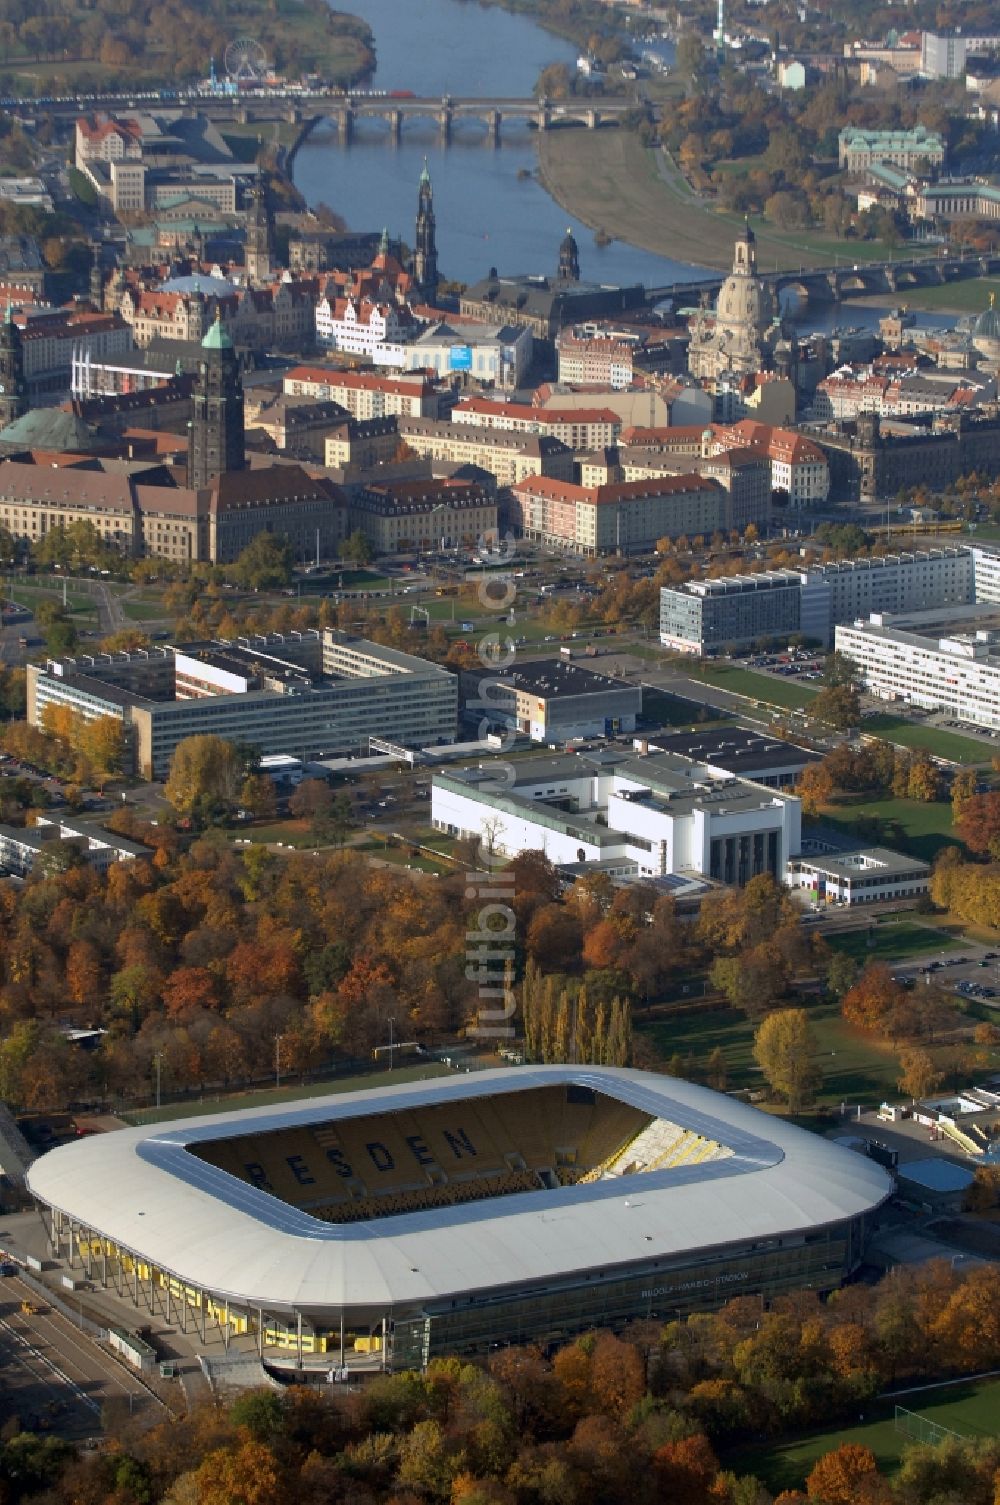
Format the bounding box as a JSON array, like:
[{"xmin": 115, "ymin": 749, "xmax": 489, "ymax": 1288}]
[{"xmin": 26, "ymin": 1067, "xmax": 893, "ymax": 1373}]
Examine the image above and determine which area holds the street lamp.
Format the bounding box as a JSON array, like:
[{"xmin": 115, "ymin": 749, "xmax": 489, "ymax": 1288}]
[{"xmin": 275, "ymin": 1033, "xmax": 284, "ymax": 1092}]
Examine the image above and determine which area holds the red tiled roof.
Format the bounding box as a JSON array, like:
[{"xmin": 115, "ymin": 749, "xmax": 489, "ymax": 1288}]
[{"xmin": 512, "ymin": 473, "xmax": 716, "ymax": 504}]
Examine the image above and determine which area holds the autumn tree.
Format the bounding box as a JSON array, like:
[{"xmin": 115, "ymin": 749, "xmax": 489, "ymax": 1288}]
[
  {"xmin": 753, "ymin": 1007, "xmax": 821, "ymax": 1110},
  {"xmin": 164, "ymin": 735, "xmax": 247, "ymax": 820},
  {"xmin": 796, "ymin": 761, "xmax": 835, "ymax": 817},
  {"xmin": 955, "ymin": 791, "xmax": 1000, "ymax": 859},
  {"xmin": 841, "ymin": 963, "xmax": 909, "ymax": 1038},
  {"xmin": 896, "ymin": 1047, "xmax": 943, "ymax": 1102},
  {"xmin": 805, "ymin": 1444, "xmax": 886, "ymax": 1505},
  {"xmin": 951, "ymin": 768, "xmax": 978, "ymax": 823},
  {"xmin": 229, "ymin": 531, "xmax": 293, "ymax": 591},
  {"xmin": 811, "ymin": 651, "xmax": 862, "ymax": 730}
]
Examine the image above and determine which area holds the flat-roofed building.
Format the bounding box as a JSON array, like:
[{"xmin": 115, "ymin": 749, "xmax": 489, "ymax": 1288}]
[
  {"xmin": 661, "ymin": 548, "xmax": 976, "ymax": 653},
  {"xmin": 28, "ymin": 631, "xmax": 458, "ymax": 779},
  {"xmin": 636, "ymin": 727, "xmax": 820, "ymax": 788},
  {"xmin": 788, "ymin": 840, "xmax": 930, "ymax": 906},
  {"xmin": 661, "ymin": 572, "xmax": 804, "ymax": 655},
  {"xmin": 432, "ymin": 749, "xmax": 801, "ymax": 884},
  {"xmin": 835, "ymin": 615, "xmax": 1000, "ymax": 729},
  {"xmin": 461, "ymin": 658, "xmax": 641, "ymax": 743},
  {"xmin": 400, "ymin": 320, "xmax": 533, "ymax": 389},
  {"xmin": 0, "ymin": 815, "xmax": 150, "ymax": 876}
]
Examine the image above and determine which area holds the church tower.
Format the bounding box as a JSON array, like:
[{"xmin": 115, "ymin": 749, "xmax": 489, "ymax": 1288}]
[
  {"xmin": 557, "ymin": 227, "xmax": 580, "ymax": 283},
  {"xmin": 0, "ymin": 305, "xmax": 28, "ymax": 429},
  {"xmin": 187, "ymin": 310, "xmax": 245, "ymax": 491},
  {"xmin": 732, "ymin": 217, "xmax": 757, "ymax": 277},
  {"xmin": 244, "ymin": 181, "xmax": 273, "ymax": 285},
  {"xmin": 412, "ymin": 160, "xmax": 438, "ymax": 304}
]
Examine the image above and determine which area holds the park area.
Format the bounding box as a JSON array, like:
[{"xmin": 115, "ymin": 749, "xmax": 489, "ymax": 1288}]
[
  {"xmin": 728, "ymin": 1376, "xmax": 1000, "ymax": 1494},
  {"xmin": 814, "ymin": 794, "xmax": 961, "ymax": 863},
  {"xmin": 642, "ymin": 997, "xmax": 904, "ymax": 1108}
]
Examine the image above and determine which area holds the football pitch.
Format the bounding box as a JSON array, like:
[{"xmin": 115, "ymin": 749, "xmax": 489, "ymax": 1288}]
[{"xmin": 729, "ymin": 1377, "xmax": 1000, "ymax": 1493}]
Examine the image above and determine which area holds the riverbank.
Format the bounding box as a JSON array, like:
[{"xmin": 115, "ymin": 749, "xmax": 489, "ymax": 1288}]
[
  {"xmin": 536, "ymin": 127, "xmax": 931, "ymax": 275},
  {"xmin": 844, "ymin": 277, "xmax": 1000, "ymax": 317}
]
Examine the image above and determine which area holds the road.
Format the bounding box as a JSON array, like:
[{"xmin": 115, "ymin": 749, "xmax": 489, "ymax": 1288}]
[{"xmin": 0, "ymin": 1275, "xmax": 166, "ymax": 1437}]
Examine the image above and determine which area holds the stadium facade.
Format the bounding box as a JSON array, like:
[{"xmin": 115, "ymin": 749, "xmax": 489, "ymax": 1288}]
[{"xmin": 26, "ymin": 1068, "xmax": 892, "ymax": 1373}]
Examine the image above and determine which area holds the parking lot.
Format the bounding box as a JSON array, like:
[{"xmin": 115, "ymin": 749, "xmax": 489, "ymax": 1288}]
[{"xmin": 891, "ymin": 947, "xmax": 1000, "ymax": 1006}]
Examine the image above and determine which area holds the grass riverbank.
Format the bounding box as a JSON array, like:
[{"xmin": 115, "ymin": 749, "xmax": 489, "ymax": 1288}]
[
  {"xmin": 535, "ymin": 128, "xmax": 947, "ymax": 277},
  {"xmin": 846, "ymin": 276, "xmax": 1000, "ymax": 316}
]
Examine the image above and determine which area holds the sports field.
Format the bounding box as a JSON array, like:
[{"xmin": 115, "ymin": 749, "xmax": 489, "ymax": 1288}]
[{"xmin": 730, "ymin": 1376, "xmax": 1000, "ymax": 1493}]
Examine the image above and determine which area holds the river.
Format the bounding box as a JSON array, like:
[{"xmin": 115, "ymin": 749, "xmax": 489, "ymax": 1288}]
[{"xmin": 292, "ymin": 0, "xmax": 704, "ymax": 287}]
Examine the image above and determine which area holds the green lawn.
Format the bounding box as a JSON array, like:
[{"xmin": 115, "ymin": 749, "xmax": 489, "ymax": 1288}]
[
  {"xmin": 825, "ymin": 918, "xmax": 963, "ymax": 965},
  {"xmin": 681, "ymin": 663, "xmax": 819, "ymax": 712},
  {"xmin": 122, "ymin": 600, "xmax": 169, "ymax": 622},
  {"xmin": 729, "ymin": 1377, "xmax": 1000, "ymax": 1494},
  {"xmin": 642, "ymin": 998, "xmax": 902, "ymax": 1106},
  {"xmin": 849, "ymin": 276, "xmax": 1000, "ymax": 315},
  {"xmin": 816, "ymin": 796, "xmax": 960, "ymax": 862},
  {"xmin": 862, "ymin": 715, "xmax": 992, "ymax": 765},
  {"xmin": 234, "ymin": 820, "xmax": 320, "ymax": 849},
  {"xmin": 123, "ymin": 1062, "xmax": 451, "ymax": 1125}
]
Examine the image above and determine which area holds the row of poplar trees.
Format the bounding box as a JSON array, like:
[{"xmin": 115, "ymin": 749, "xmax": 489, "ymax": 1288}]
[{"xmin": 520, "ymin": 962, "xmax": 632, "ymax": 1066}]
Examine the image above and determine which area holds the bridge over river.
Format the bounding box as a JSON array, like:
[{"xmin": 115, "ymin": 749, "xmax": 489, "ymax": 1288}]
[
  {"xmin": 646, "ymin": 252, "xmax": 1000, "ymax": 309},
  {"xmin": 5, "ymin": 87, "xmax": 634, "ymax": 143}
]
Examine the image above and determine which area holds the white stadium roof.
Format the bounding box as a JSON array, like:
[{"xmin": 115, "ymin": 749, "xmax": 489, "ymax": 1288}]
[{"xmin": 26, "ymin": 1068, "xmax": 893, "ymax": 1316}]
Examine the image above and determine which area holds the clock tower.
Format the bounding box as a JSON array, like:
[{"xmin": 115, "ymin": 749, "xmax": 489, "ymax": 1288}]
[{"xmin": 0, "ymin": 305, "xmax": 28, "ymax": 429}]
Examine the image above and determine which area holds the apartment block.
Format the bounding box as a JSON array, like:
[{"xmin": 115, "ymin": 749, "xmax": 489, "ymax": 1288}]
[
  {"xmin": 397, "ymin": 417, "xmax": 575, "ymax": 488},
  {"xmin": 511, "ymin": 473, "xmax": 726, "ymax": 555},
  {"xmin": 283, "ymin": 366, "xmax": 440, "ymax": 420}
]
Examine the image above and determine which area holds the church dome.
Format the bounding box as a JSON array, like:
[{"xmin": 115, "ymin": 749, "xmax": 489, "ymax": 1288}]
[
  {"xmin": 161, "ymin": 273, "xmax": 235, "ymax": 299},
  {"xmin": 716, "ymin": 266, "xmax": 776, "ymax": 335},
  {"xmin": 973, "ymin": 296, "xmax": 1000, "ymax": 355}
]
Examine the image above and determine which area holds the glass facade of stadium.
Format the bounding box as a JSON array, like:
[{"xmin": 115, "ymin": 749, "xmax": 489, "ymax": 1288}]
[{"xmin": 42, "ymin": 1202, "xmax": 879, "ymax": 1374}]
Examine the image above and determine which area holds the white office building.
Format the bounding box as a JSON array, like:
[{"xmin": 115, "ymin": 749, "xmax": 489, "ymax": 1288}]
[
  {"xmin": 432, "ymin": 750, "xmax": 801, "ymax": 884},
  {"xmin": 787, "ymin": 840, "xmax": 930, "ymax": 906},
  {"xmin": 971, "ymin": 544, "xmax": 1000, "ymax": 604},
  {"xmin": 835, "ymin": 616, "xmax": 1000, "ymax": 730}
]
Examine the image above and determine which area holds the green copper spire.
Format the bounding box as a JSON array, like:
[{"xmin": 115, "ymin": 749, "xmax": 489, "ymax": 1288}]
[
  {"xmin": 379, "ymin": 225, "xmax": 390, "ymax": 255},
  {"xmin": 420, "ymin": 156, "xmax": 431, "ymax": 187},
  {"xmin": 201, "ymin": 307, "xmax": 232, "ymax": 350}
]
